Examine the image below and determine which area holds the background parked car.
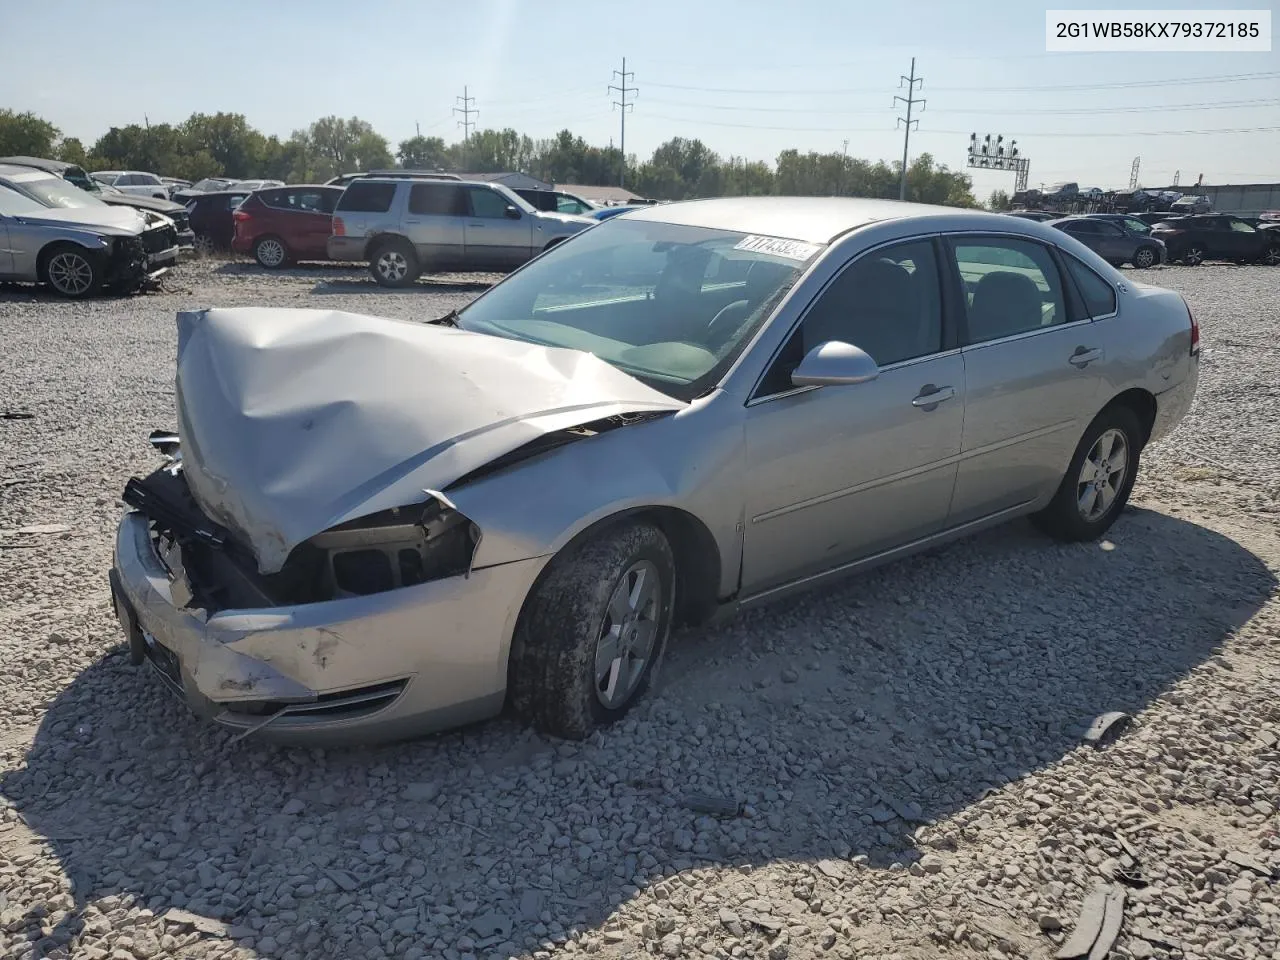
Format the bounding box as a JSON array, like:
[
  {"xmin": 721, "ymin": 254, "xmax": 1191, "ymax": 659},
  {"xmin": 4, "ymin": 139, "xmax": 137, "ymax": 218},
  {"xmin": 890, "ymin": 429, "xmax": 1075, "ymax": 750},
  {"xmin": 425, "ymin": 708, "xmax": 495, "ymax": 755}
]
[
  {"xmin": 327, "ymin": 178, "xmax": 594, "ymax": 286},
  {"xmin": 1152, "ymin": 214, "xmax": 1280, "ymax": 266},
  {"xmin": 513, "ymin": 188, "xmax": 597, "ymax": 216},
  {"xmin": 587, "ymin": 205, "xmax": 642, "ymax": 221},
  {"xmin": 0, "ymin": 156, "xmax": 194, "ymax": 251},
  {"xmin": 185, "ymin": 190, "xmax": 252, "ymax": 255},
  {"xmin": 1172, "ymin": 195, "xmax": 1212, "ymax": 214},
  {"xmin": 1132, "ymin": 212, "xmax": 1183, "ymax": 228},
  {"xmin": 90, "ymin": 171, "xmax": 169, "ymax": 200},
  {"xmin": 1004, "ymin": 210, "xmax": 1056, "ymax": 222},
  {"xmin": 227, "ymin": 179, "xmax": 285, "ymax": 193},
  {"xmin": 325, "ymin": 170, "xmax": 459, "ymax": 187},
  {"xmin": 0, "ymin": 163, "xmax": 179, "ymax": 297},
  {"xmin": 231, "ymin": 185, "xmax": 343, "ymax": 267},
  {"xmin": 1048, "ymin": 215, "xmax": 1166, "ymax": 268},
  {"xmin": 160, "ymin": 177, "xmax": 191, "ymax": 198},
  {"xmin": 171, "ymin": 178, "xmax": 237, "ymax": 204}
]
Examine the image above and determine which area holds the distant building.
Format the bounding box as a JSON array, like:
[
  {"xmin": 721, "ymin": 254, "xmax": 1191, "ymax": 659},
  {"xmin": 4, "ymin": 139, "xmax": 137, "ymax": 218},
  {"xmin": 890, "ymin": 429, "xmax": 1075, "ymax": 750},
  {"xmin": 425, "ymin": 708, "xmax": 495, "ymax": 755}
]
[
  {"xmin": 555, "ymin": 183, "xmax": 644, "ymax": 205},
  {"xmin": 456, "ymin": 171, "xmax": 552, "ymax": 191}
]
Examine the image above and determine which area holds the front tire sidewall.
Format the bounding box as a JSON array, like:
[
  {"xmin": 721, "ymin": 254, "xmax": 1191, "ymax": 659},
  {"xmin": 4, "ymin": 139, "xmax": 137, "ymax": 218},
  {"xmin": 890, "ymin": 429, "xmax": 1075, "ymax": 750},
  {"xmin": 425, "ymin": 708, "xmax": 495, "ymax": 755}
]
[
  {"xmin": 1033, "ymin": 406, "xmax": 1143, "ymax": 542},
  {"xmin": 509, "ymin": 522, "xmax": 675, "ymax": 740},
  {"xmin": 1132, "ymin": 247, "xmax": 1156, "ymax": 269},
  {"xmin": 368, "ymin": 240, "xmax": 419, "ymax": 287}
]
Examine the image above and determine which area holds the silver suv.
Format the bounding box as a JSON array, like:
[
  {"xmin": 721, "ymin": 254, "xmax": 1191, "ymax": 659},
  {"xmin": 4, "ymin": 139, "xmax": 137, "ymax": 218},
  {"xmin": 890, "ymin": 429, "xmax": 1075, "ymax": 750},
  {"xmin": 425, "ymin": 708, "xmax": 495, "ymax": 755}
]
[{"xmin": 327, "ymin": 178, "xmax": 594, "ymax": 286}]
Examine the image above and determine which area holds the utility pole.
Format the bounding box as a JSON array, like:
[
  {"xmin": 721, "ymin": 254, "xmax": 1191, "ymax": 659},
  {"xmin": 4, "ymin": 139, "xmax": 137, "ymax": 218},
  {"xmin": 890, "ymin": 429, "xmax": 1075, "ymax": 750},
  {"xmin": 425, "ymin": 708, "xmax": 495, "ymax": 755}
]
[
  {"xmin": 608, "ymin": 58, "xmax": 638, "ymax": 188},
  {"xmin": 1172, "ymin": 169, "xmax": 1180, "ymax": 186},
  {"xmin": 1129, "ymin": 156, "xmax": 1141, "ymax": 190},
  {"xmin": 454, "ymin": 87, "xmax": 477, "ymax": 168},
  {"xmin": 841, "ymin": 139, "xmax": 849, "ymax": 196},
  {"xmin": 415, "ymin": 120, "xmax": 421, "ymax": 137},
  {"xmin": 894, "ymin": 58, "xmax": 925, "ymax": 202}
]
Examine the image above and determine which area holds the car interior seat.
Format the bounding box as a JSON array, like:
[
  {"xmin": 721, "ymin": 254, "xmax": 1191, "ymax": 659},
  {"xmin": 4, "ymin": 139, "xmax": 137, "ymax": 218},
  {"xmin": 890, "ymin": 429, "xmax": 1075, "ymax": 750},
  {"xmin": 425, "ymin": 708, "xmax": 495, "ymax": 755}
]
[{"xmin": 968, "ymin": 271, "xmax": 1043, "ymax": 342}]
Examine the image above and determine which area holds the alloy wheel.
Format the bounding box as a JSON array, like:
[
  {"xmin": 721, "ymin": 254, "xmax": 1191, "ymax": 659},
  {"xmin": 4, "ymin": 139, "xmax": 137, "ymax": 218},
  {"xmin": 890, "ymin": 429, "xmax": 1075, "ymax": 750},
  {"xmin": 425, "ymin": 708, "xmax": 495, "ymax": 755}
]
[
  {"xmin": 377, "ymin": 251, "xmax": 408, "ymax": 282},
  {"xmin": 1077, "ymin": 428, "xmax": 1129, "ymax": 523},
  {"xmin": 256, "ymin": 238, "xmax": 286, "ymax": 267},
  {"xmin": 193, "ymin": 234, "xmax": 215, "ymax": 256},
  {"xmin": 1134, "ymin": 248, "xmax": 1155, "ymax": 268},
  {"xmin": 46, "ymin": 252, "xmax": 94, "ymax": 296},
  {"xmin": 594, "ymin": 559, "xmax": 661, "ymax": 710},
  {"xmin": 1264, "ymin": 245, "xmax": 1280, "ymax": 266},
  {"xmin": 1184, "ymin": 246, "xmax": 1205, "ymax": 266}
]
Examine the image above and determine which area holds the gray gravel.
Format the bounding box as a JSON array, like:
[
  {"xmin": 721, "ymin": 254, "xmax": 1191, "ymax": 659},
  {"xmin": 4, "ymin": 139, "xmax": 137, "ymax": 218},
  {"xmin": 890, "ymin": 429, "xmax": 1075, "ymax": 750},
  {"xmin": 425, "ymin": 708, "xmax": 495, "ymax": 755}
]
[{"xmin": 1, "ymin": 258, "xmax": 1278, "ymax": 960}]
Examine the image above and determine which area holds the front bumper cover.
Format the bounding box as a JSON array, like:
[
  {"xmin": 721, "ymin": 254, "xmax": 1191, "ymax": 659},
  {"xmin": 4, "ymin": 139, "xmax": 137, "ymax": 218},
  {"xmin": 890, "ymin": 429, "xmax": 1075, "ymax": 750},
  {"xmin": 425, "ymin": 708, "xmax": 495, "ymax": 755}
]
[{"xmin": 110, "ymin": 510, "xmax": 547, "ymax": 744}]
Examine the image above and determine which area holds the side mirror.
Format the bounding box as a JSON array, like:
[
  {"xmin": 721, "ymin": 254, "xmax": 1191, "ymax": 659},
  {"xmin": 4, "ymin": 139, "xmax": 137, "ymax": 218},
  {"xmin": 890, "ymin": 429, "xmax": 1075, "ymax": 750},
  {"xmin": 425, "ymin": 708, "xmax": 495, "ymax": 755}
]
[
  {"xmin": 791, "ymin": 341, "xmax": 880, "ymax": 387},
  {"xmin": 504, "ymin": 205, "xmax": 521, "ymax": 220}
]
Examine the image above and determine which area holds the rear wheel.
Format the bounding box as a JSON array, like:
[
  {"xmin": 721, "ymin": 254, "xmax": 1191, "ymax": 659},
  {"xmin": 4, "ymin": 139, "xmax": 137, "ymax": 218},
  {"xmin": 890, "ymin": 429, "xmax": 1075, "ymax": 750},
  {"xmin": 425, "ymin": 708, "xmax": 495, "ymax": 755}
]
[
  {"xmin": 40, "ymin": 244, "xmax": 102, "ymax": 298},
  {"xmin": 508, "ymin": 520, "xmax": 675, "ymax": 739},
  {"xmin": 1263, "ymin": 244, "xmax": 1280, "ymax": 266},
  {"xmin": 368, "ymin": 238, "xmax": 419, "ymax": 287},
  {"xmin": 1032, "ymin": 405, "xmax": 1143, "ymax": 542},
  {"xmin": 192, "ymin": 233, "xmax": 215, "ymax": 257},
  {"xmin": 253, "ymin": 235, "xmax": 288, "ymax": 269},
  {"xmin": 1132, "ymin": 246, "xmax": 1157, "ymax": 269}
]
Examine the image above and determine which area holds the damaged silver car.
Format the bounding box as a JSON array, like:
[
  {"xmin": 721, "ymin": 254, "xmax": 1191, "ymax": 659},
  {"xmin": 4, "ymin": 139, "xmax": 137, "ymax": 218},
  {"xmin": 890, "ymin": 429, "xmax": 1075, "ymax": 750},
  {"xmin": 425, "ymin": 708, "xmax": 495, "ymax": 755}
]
[{"xmin": 110, "ymin": 197, "xmax": 1199, "ymax": 743}]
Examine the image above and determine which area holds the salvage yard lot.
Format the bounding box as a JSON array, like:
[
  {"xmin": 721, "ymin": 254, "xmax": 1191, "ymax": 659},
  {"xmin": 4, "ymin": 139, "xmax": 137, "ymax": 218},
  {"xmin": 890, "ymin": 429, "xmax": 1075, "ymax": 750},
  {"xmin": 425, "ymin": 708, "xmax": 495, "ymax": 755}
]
[{"xmin": 0, "ymin": 260, "xmax": 1277, "ymax": 960}]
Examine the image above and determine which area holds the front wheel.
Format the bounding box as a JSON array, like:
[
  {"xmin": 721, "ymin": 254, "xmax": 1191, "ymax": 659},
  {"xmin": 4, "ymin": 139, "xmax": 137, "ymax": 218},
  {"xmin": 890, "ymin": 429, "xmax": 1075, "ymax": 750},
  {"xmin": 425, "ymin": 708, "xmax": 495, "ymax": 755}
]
[
  {"xmin": 1132, "ymin": 246, "xmax": 1157, "ymax": 269},
  {"xmin": 1032, "ymin": 406, "xmax": 1143, "ymax": 542},
  {"xmin": 41, "ymin": 244, "xmax": 102, "ymax": 298},
  {"xmin": 508, "ymin": 521, "xmax": 675, "ymax": 739},
  {"xmin": 1262, "ymin": 244, "xmax": 1280, "ymax": 266}
]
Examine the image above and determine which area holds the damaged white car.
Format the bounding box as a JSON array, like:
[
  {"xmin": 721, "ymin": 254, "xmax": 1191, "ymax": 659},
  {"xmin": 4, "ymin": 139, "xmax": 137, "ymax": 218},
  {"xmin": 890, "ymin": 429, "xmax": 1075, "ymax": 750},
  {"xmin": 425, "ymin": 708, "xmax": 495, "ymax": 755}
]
[{"xmin": 110, "ymin": 198, "xmax": 1199, "ymax": 743}]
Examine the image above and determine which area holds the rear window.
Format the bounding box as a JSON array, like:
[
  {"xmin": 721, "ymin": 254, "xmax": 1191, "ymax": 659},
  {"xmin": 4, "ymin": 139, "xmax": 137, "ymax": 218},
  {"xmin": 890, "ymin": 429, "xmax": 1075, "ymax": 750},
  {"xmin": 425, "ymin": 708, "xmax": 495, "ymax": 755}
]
[
  {"xmin": 1062, "ymin": 253, "xmax": 1117, "ymax": 319},
  {"xmin": 337, "ymin": 181, "xmax": 396, "ymax": 213}
]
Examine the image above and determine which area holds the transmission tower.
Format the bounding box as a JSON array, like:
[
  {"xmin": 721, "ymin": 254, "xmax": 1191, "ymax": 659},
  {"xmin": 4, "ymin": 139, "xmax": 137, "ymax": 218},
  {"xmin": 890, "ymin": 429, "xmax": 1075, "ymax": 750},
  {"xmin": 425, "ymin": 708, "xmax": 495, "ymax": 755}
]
[
  {"xmin": 1129, "ymin": 156, "xmax": 1141, "ymax": 190},
  {"xmin": 1172, "ymin": 169, "xmax": 1181, "ymax": 186},
  {"xmin": 608, "ymin": 58, "xmax": 638, "ymax": 188},
  {"xmin": 454, "ymin": 87, "xmax": 477, "ymax": 167},
  {"xmin": 894, "ymin": 58, "xmax": 925, "ymax": 201}
]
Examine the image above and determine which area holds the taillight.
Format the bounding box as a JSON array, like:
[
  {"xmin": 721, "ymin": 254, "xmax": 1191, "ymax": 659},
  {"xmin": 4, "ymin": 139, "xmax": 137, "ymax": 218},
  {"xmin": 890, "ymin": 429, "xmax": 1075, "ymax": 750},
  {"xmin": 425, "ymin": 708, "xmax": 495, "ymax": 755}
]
[
  {"xmin": 232, "ymin": 210, "xmax": 251, "ymax": 222},
  {"xmin": 1186, "ymin": 299, "xmax": 1200, "ymax": 356},
  {"xmin": 332, "ymin": 216, "xmax": 345, "ymax": 236}
]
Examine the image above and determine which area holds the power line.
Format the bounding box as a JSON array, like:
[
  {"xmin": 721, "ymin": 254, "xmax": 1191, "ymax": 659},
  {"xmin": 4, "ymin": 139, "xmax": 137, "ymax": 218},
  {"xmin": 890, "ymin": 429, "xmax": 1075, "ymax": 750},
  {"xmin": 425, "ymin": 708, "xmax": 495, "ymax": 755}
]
[
  {"xmin": 453, "ymin": 87, "xmax": 477, "ymax": 166},
  {"xmin": 641, "ymin": 70, "xmax": 1280, "ymax": 97},
  {"xmin": 639, "ymin": 95, "xmax": 1280, "ymax": 116},
  {"xmin": 608, "ymin": 57, "xmax": 638, "ymax": 188},
  {"xmin": 894, "ymin": 57, "xmax": 925, "ymax": 201}
]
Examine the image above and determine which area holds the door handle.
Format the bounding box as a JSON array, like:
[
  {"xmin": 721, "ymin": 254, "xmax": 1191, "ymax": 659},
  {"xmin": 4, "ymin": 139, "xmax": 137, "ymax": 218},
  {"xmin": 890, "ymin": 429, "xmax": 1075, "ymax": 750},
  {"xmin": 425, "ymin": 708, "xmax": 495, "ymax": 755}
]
[
  {"xmin": 404, "ymin": 219, "xmax": 420, "ymax": 224},
  {"xmin": 1069, "ymin": 347, "xmax": 1103, "ymax": 368},
  {"xmin": 912, "ymin": 385, "xmax": 956, "ymax": 408},
  {"xmin": 468, "ymin": 222, "xmax": 484, "ymax": 228}
]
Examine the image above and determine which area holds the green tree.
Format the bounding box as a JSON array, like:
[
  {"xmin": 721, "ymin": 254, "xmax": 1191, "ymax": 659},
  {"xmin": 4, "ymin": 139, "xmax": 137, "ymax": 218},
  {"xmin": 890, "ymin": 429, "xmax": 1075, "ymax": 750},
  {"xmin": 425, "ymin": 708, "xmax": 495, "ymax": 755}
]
[
  {"xmin": 307, "ymin": 116, "xmax": 391, "ymax": 179},
  {"xmin": 56, "ymin": 137, "xmax": 88, "ymax": 168},
  {"xmin": 182, "ymin": 113, "xmax": 261, "ymax": 178},
  {"xmin": 988, "ymin": 188, "xmax": 1011, "ymax": 210},
  {"xmin": 0, "ymin": 109, "xmax": 60, "ymax": 157},
  {"xmin": 396, "ymin": 135, "xmax": 450, "ymax": 170}
]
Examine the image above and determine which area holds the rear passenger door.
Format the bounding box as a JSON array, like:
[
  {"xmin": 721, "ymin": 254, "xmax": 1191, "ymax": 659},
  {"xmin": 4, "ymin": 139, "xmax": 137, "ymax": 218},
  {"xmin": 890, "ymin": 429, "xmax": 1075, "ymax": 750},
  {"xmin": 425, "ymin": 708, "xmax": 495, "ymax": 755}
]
[
  {"xmin": 288, "ymin": 188, "xmax": 339, "ymax": 258},
  {"xmin": 404, "ymin": 183, "xmax": 466, "ymax": 270},
  {"xmin": 463, "ymin": 186, "xmax": 535, "ymax": 270},
  {"xmin": 945, "ymin": 235, "xmax": 1105, "ymax": 526}
]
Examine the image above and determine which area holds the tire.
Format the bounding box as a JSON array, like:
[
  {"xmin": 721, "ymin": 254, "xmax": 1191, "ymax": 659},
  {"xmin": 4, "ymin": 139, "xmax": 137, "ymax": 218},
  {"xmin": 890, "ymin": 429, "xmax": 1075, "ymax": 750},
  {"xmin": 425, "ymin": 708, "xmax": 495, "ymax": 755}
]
[
  {"xmin": 1031, "ymin": 405, "xmax": 1143, "ymax": 542},
  {"xmin": 1181, "ymin": 245, "xmax": 1205, "ymax": 266},
  {"xmin": 1263, "ymin": 244, "xmax": 1280, "ymax": 266},
  {"xmin": 253, "ymin": 235, "xmax": 289, "ymax": 269},
  {"xmin": 1132, "ymin": 246, "xmax": 1157, "ymax": 269},
  {"xmin": 508, "ymin": 520, "xmax": 676, "ymax": 740},
  {"xmin": 192, "ymin": 233, "xmax": 215, "ymax": 257},
  {"xmin": 40, "ymin": 244, "xmax": 102, "ymax": 299},
  {"xmin": 368, "ymin": 238, "xmax": 420, "ymax": 287}
]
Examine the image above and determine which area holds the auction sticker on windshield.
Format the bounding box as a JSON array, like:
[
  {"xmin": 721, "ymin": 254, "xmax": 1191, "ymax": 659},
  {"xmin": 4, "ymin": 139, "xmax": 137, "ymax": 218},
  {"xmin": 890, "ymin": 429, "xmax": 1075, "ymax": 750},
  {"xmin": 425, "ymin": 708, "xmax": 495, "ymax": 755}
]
[{"xmin": 733, "ymin": 235, "xmax": 822, "ymax": 261}]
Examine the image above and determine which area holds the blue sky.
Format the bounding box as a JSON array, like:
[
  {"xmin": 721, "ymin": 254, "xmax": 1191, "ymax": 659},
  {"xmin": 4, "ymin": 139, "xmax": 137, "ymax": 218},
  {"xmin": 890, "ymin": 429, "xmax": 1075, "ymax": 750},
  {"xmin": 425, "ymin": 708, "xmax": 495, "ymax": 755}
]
[{"xmin": 3, "ymin": 0, "xmax": 1277, "ymax": 197}]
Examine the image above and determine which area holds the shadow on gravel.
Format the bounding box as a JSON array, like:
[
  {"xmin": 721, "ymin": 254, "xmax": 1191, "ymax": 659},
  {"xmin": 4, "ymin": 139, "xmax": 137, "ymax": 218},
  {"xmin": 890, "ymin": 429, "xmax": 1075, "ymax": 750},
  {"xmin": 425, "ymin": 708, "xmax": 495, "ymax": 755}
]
[{"xmin": 2, "ymin": 505, "xmax": 1274, "ymax": 957}]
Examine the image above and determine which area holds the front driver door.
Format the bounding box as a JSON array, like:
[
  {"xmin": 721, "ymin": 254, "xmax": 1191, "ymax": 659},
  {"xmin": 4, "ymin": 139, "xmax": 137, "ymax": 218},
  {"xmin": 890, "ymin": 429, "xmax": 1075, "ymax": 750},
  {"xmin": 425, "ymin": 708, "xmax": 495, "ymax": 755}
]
[
  {"xmin": 741, "ymin": 237, "xmax": 964, "ymax": 597},
  {"xmin": 463, "ymin": 186, "xmax": 534, "ymax": 270}
]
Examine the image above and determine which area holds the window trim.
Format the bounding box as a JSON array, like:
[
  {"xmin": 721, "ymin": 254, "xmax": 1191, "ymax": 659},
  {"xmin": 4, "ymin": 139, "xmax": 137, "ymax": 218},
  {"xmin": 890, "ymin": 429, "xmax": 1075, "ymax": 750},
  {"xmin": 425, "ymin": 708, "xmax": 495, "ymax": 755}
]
[
  {"xmin": 465, "ymin": 185, "xmax": 516, "ymax": 219},
  {"xmin": 746, "ymin": 233, "xmax": 955, "ymax": 406},
  {"xmin": 1057, "ymin": 249, "xmax": 1120, "ymax": 322},
  {"xmin": 938, "ymin": 231, "xmax": 1108, "ymax": 349}
]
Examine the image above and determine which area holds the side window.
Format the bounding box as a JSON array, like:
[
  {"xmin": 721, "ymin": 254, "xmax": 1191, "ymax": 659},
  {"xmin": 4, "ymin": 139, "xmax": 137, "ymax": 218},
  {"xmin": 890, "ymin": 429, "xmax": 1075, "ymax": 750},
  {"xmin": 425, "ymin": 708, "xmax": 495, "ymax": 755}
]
[
  {"xmin": 317, "ymin": 190, "xmax": 340, "ymax": 214},
  {"xmin": 259, "ymin": 189, "xmax": 285, "ymax": 208},
  {"xmin": 951, "ymin": 238, "xmax": 1066, "ymax": 344},
  {"xmin": 292, "ymin": 191, "xmax": 325, "ymax": 212},
  {"xmin": 467, "ymin": 187, "xmax": 512, "ymax": 219},
  {"xmin": 1097, "ymin": 222, "xmax": 1125, "ymax": 236},
  {"xmin": 1229, "ymin": 219, "xmax": 1256, "ymax": 233},
  {"xmin": 336, "ymin": 181, "xmax": 396, "ymax": 213},
  {"xmin": 1124, "ymin": 218, "xmax": 1150, "ymax": 234},
  {"xmin": 116, "ymin": 174, "xmax": 138, "ymax": 186},
  {"xmin": 409, "ymin": 183, "xmax": 463, "ymax": 216},
  {"xmin": 1062, "ymin": 253, "xmax": 1117, "ymax": 319},
  {"xmin": 799, "ymin": 239, "xmax": 943, "ymax": 366},
  {"xmin": 1064, "ymin": 221, "xmax": 1097, "ymax": 235},
  {"xmin": 556, "ymin": 196, "xmax": 587, "ymax": 214}
]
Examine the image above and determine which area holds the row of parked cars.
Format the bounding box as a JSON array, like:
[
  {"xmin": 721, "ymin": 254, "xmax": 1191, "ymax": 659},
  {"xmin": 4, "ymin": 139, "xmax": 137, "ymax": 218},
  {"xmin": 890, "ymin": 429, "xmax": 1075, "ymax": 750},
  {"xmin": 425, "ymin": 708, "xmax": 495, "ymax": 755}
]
[{"xmin": 1007, "ymin": 210, "xmax": 1280, "ymax": 268}]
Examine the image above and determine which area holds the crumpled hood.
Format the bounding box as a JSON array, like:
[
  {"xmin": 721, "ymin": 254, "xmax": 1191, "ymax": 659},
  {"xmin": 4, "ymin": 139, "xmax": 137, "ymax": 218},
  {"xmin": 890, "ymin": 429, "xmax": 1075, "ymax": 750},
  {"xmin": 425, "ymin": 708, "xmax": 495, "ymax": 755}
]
[
  {"xmin": 15, "ymin": 204, "xmax": 145, "ymax": 235},
  {"xmin": 174, "ymin": 307, "xmax": 684, "ymax": 573}
]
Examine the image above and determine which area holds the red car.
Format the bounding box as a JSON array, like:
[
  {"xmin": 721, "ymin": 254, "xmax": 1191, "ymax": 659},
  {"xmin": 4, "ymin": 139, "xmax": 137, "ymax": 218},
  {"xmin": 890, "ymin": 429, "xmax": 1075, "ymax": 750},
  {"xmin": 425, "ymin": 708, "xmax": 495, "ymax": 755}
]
[{"xmin": 231, "ymin": 185, "xmax": 344, "ymax": 268}]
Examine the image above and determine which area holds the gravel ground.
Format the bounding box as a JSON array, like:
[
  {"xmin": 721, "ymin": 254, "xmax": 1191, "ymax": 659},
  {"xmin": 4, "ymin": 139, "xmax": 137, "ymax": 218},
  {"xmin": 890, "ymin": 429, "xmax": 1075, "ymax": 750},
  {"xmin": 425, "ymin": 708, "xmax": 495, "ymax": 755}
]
[{"xmin": 0, "ymin": 258, "xmax": 1277, "ymax": 960}]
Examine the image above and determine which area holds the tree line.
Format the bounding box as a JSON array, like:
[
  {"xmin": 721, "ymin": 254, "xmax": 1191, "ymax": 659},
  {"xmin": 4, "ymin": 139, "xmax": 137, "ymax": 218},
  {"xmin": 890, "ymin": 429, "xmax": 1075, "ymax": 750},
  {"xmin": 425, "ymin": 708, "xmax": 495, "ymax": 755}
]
[{"xmin": 0, "ymin": 108, "xmax": 979, "ymax": 207}]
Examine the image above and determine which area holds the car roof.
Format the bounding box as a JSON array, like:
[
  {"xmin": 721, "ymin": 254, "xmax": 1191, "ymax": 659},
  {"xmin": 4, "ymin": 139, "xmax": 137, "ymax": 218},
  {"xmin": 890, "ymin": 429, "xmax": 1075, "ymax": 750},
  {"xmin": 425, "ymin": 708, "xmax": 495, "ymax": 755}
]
[
  {"xmin": 0, "ymin": 164, "xmax": 58, "ymax": 182},
  {"xmin": 0, "ymin": 156, "xmax": 71, "ymax": 173},
  {"xmin": 619, "ymin": 196, "xmax": 995, "ymax": 244}
]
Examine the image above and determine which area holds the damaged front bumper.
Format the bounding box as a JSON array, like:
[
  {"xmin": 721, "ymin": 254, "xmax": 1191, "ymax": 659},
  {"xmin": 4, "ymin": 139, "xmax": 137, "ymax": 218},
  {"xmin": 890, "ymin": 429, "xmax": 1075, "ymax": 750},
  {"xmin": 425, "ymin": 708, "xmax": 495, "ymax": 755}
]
[{"xmin": 110, "ymin": 510, "xmax": 548, "ymax": 744}]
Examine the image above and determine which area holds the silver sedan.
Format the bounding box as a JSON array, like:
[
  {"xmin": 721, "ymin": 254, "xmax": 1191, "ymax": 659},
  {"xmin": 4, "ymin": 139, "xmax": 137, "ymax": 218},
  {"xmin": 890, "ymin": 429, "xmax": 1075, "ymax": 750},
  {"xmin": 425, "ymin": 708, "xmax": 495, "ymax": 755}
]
[{"xmin": 110, "ymin": 197, "xmax": 1199, "ymax": 744}]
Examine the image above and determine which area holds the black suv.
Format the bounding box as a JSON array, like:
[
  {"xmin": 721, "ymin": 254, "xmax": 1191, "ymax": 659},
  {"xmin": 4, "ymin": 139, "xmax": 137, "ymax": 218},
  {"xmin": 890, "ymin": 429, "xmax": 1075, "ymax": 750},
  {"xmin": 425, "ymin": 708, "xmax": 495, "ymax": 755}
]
[{"xmin": 1151, "ymin": 214, "xmax": 1280, "ymax": 266}]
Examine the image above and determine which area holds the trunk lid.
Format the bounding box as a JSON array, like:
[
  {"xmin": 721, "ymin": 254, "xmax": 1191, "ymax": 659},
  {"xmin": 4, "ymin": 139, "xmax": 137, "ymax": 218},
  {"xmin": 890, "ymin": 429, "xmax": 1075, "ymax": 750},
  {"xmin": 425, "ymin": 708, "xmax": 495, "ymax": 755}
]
[{"xmin": 174, "ymin": 308, "xmax": 685, "ymax": 574}]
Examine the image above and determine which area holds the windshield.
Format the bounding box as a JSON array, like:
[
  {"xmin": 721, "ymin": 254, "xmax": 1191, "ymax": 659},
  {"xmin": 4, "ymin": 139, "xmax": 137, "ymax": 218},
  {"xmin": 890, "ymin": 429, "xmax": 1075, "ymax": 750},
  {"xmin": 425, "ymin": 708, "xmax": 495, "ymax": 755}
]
[
  {"xmin": 455, "ymin": 219, "xmax": 822, "ymax": 400},
  {"xmin": 17, "ymin": 174, "xmax": 107, "ymax": 209},
  {"xmin": 0, "ymin": 184, "xmax": 50, "ymax": 217},
  {"xmin": 192, "ymin": 178, "xmax": 232, "ymax": 191}
]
